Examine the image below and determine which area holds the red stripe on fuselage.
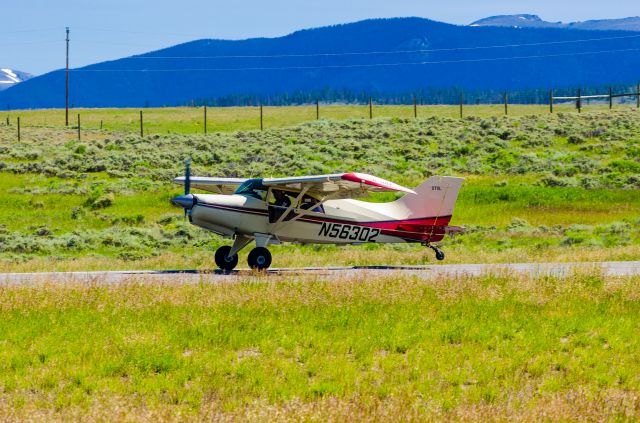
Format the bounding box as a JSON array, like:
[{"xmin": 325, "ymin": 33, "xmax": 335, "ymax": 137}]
[{"xmin": 196, "ymin": 202, "xmax": 452, "ymax": 242}]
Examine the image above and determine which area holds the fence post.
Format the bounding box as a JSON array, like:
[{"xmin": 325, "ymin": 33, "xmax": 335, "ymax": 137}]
[
  {"xmin": 413, "ymin": 95, "xmax": 417, "ymax": 118},
  {"xmin": 577, "ymin": 88, "xmax": 582, "ymax": 113},
  {"xmin": 504, "ymin": 92, "xmax": 508, "ymax": 116},
  {"xmin": 77, "ymin": 114, "xmax": 81, "ymax": 141},
  {"xmin": 368, "ymin": 97, "xmax": 372, "ymax": 119},
  {"xmin": 637, "ymin": 83, "xmax": 640, "ymax": 109},
  {"xmin": 260, "ymin": 104, "xmax": 263, "ymax": 130},
  {"xmin": 140, "ymin": 110, "xmax": 144, "ymax": 137},
  {"xmin": 459, "ymin": 93, "xmax": 464, "ymax": 118},
  {"xmin": 100, "ymin": 120, "xmax": 103, "ymax": 130},
  {"xmin": 316, "ymin": 99, "xmax": 319, "ymax": 120},
  {"xmin": 17, "ymin": 117, "xmax": 20, "ymax": 141},
  {"xmin": 609, "ymin": 87, "xmax": 613, "ymax": 110},
  {"xmin": 549, "ymin": 89, "xmax": 553, "ymax": 114},
  {"xmin": 204, "ymin": 106, "xmax": 207, "ymax": 134},
  {"xmin": 5, "ymin": 116, "xmax": 8, "ymax": 126}
]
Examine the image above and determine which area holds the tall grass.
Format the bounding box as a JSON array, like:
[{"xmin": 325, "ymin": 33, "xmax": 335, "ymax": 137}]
[{"xmin": 0, "ymin": 272, "xmax": 638, "ymax": 420}]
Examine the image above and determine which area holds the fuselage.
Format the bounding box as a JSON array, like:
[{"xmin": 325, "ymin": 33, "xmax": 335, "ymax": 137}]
[{"xmin": 188, "ymin": 193, "xmax": 451, "ymax": 245}]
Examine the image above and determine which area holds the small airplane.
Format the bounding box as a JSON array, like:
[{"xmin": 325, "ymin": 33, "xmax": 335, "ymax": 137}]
[{"xmin": 172, "ymin": 161, "xmax": 463, "ymax": 271}]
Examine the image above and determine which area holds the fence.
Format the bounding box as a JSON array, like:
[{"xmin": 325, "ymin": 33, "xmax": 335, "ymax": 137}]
[
  {"xmin": 3, "ymin": 88, "xmax": 640, "ymax": 141},
  {"xmin": 551, "ymin": 85, "xmax": 640, "ymax": 113}
]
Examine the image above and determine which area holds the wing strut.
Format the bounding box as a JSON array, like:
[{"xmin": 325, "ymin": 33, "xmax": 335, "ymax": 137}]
[{"xmin": 270, "ymin": 192, "xmax": 338, "ymax": 233}]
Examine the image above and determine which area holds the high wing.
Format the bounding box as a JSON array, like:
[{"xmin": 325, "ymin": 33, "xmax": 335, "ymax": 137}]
[
  {"xmin": 174, "ymin": 176, "xmax": 248, "ymax": 194},
  {"xmin": 174, "ymin": 173, "xmax": 415, "ymax": 199},
  {"xmin": 263, "ymin": 172, "xmax": 415, "ymax": 199}
]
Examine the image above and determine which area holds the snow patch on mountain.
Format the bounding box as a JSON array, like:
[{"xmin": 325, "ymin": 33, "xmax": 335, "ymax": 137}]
[
  {"xmin": 470, "ymin": 15, "xmax": 640, "ymax": 32},
  {"xmin": 0, "ymin": 69, "xmax": 32, "ymax": 91}
]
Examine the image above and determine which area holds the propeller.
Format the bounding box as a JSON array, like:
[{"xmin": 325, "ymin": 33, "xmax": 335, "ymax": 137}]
[
  {"xmin": 171, "ymin": 158, "xmax": 196, "ymax": 220},
  {"xmin": 184, "ymin": 158, "xmax": 191, "ymax": 196}
]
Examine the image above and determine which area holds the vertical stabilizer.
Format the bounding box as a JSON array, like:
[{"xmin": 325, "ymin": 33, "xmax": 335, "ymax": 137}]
[{"xmin": 392, "ymin": 176, "xmax": 464, "ymax": 219}]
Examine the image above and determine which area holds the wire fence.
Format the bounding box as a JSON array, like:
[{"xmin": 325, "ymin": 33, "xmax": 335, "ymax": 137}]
[{"xmin": 3, "ymin": 87, "xmax": 640, "ymax": 141}]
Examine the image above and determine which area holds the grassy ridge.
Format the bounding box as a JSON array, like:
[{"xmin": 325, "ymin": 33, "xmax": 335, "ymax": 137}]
[{"xmin": 0, "ymin": 273, "xmax": 638, "ymax": 420}]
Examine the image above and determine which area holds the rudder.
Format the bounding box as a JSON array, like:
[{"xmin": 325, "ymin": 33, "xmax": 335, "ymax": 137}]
[{"xmin": 392, "ymin": 176, "xmax": 464, "ymax": 220}]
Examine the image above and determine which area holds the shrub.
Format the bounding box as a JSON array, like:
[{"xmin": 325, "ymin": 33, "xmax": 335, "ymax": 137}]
[{"xmin": 567, "ymin": 135, "xmax": 585, "ymax": 145}]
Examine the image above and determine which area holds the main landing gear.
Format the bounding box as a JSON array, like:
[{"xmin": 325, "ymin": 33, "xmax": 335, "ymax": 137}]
[
  {"xmin": 214, "ymin": 234, "xmax": 273, "ymax": 272},
  {"xmin": 247, "ymin": 247, "xmax": 272, "ymax": 270},
  {"xmin": 425, "ymin": 244, "xmax": 445, "ymax": 261},
  {"xmin": 214, "ymin": 246, "xmax": 238, "ymax": 272}
]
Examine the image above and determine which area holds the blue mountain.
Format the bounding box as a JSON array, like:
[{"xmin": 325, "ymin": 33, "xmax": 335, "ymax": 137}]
[{"xmin": 2, "ymin": 17, "xmax": 640, "ymax": 108}]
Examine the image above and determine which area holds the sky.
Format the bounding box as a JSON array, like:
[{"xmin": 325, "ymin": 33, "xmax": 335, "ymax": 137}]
[{"xmin": 2, "ymin": 0, "xmax": 639, "ymax": 75}]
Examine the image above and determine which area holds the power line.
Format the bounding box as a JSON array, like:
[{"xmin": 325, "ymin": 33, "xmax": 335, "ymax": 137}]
[
  {"xmin": 0, "ymin": 40, "xmax": 61, "ymax": 47},
  {"xmin": 0, "ymin": 28, "xmax": 59, "ymax": 35},
  {"xmin": 124, "ymin": 34, "xmax": 640, "ymax": 60},
  {"xmin": 67, "ymin": 47, "xmax": 640, "ymax": 72}
]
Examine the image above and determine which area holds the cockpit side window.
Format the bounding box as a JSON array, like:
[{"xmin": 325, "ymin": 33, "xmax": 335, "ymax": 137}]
[
  {"xmin": 300, "ymin": 193, "xmax": 324, "ymax": 213},
  {"xmin": 268, "ymin": 189, "xmax": 324, "ymax": 213},
  {"xmin": 234, "ymin": 179, "xmax": 268, "ymax": 201}
]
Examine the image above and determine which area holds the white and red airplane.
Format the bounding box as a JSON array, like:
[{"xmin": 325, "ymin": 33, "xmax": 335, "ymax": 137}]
[{"xmin": 172, "ymin": 161, "xmax": 463, "ymax": 271}]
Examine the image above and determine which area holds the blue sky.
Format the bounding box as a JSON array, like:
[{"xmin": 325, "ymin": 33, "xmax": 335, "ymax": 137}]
[{"xmin": 3, "ymin": 0, "xmax": 639, "ymax": 75}]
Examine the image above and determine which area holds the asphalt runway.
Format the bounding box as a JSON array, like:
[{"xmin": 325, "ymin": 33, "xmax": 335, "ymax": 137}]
[{"xmin": 0, "ymin": 261, "xmax": 639, "ymax": 286}]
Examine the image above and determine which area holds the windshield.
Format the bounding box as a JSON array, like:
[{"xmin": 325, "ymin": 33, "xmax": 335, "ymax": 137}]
[{"xmin": 234, "ymin": 178, "xmax": 268, "ymax": 200}]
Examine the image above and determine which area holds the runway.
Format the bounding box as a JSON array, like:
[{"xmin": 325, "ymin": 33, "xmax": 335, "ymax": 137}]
[{"xmin": 0, "ymin": 261, "xmax": 639, "ymax": 286}]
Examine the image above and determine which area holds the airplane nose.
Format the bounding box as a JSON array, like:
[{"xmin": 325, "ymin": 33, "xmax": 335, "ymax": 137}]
[{"xmin": 171, "ymin": 194, "xmax": 196, "ymax": 209}]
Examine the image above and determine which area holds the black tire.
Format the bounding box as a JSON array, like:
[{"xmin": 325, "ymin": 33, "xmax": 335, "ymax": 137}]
[
  {"xmin": 435, "ymin": 250, "xmax": 445, "ymax": 261},
  {"xmin": 247, "ymin": 247, "xmax": 272, "ymax": 270},
  {"xmin": 215, "ymin": 246, "xmax": 238, "ymax": 271}
]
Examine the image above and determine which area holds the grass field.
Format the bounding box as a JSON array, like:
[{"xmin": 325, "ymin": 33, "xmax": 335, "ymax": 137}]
[
  {"xmin": 2, "ymin": 103, "xmax": 627, "ymax": 135},
  {"xmin": 1, "ymin": 105, "xmax": 639, "ymax": 420},
  {"xmin": 1, "ymin": 106, "xmax": 639, "ymax": 271},
  {"xmin": 0, "ymin": 272, "xmax": 639, "ymax": 420}
]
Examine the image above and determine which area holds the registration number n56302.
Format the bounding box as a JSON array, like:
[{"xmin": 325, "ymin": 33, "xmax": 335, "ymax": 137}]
[{"xmin": 318, "ymin": 222, "xmax": 380, "ymax": 242}]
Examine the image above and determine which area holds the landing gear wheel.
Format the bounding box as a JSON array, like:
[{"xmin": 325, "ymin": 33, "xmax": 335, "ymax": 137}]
[
  {"xmin": 215, "ymin": 246, "xmax": 238, "ymax": 272},
  {"xmin": 425, "ymin": 244, "xmax": 445, "ymax": 261},
  {"xmin": 248, "ymin": 247, "xmax": 272, "ymax": 270}
]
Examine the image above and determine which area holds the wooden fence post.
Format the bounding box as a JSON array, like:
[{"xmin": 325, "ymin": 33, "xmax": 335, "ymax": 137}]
[
  {"xmin": 368, "ymin": 97, "xmax": 372, "ymax": 119},
  {"xmin": 140, "ymin": 110, "xmax": 144, "ymax": 137},
  {"xmin": 609, "ymin": 87, "xmax": 613, "ymax": 110},
  {"xmin": 504, "ymin": 92, "xmax": 508, "ymax": 116},
  {"xmin": 577, "ymin": 88, "xmax": 582, "ymax": 113},
  {"xmin": 77, "ymin": 114, "xmax": 81, "ymax": 141},
  {"xmin": 316, "ymin": 99, "xmax": 319, "ymax": 120},
  {"xmin": 17, "ymin": 117, "xmax": 20, "ymax": 141},
  {"xmin": 260, "ymin": 104, "xmax": 263, "ymax": 130},
  {"xmin": 5, "ymin": 116, "xmax": 8, "ymax": 126},
  {"xmin": 549, "ymin": 89, "xmax": 553, "ymax": 114},
  {"xmin": 204, "ymin": 106, "xmax": 207, "ymax": 134},
  {"xmin": 459, "ymin": 93, "xmax": 464, "ymax": 118},
  {"xmin": 637, "ymin": 83, "xmax": 640, "ymax": 109},
  {"xmin": 413, "ymin": 95, "xmax": 417, "ymax": 118}
]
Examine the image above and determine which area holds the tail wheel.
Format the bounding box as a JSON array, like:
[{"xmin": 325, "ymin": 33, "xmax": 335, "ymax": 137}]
[
  {"xmin": 248, "ymin": 247, "xmax": 272, "ymax": 270},
  {"xmin": 435, "ymin": 249, "xmax": 445, "ymax": 261},
  {"xmin": 215, "ymin": 246, "xmax": 238, "ymax": 272}
]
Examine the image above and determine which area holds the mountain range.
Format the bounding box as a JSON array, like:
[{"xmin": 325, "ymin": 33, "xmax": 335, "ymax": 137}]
[
  {"xmin": 0, "ymin": 69, "xmax": 32, "ymax": 92},
  {"xmin": 470, "ymin": 15, "xmax": 640, "ymax": 32},
  {"xmin": 2, "ymin": 17, "xmax": 640, "ymax": 108}
]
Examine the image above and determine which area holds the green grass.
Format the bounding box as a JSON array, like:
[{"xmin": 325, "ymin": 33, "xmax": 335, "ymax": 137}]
[
  {"xmin": 0, "ymin": 273, "xmax": 638, "ymax": 420},
  {"xmin": 3, "ymin": 103, "xmax": 626, "ymax": 135},
  {"xmin": 0, "ymin": 107, "xmax": 639, "ymax": 270}
]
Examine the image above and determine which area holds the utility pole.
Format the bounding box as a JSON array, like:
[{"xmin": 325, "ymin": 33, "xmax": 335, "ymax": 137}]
[{"xmin": 65, "ymin": 27, "xmax": 70, "ymax": 127}]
